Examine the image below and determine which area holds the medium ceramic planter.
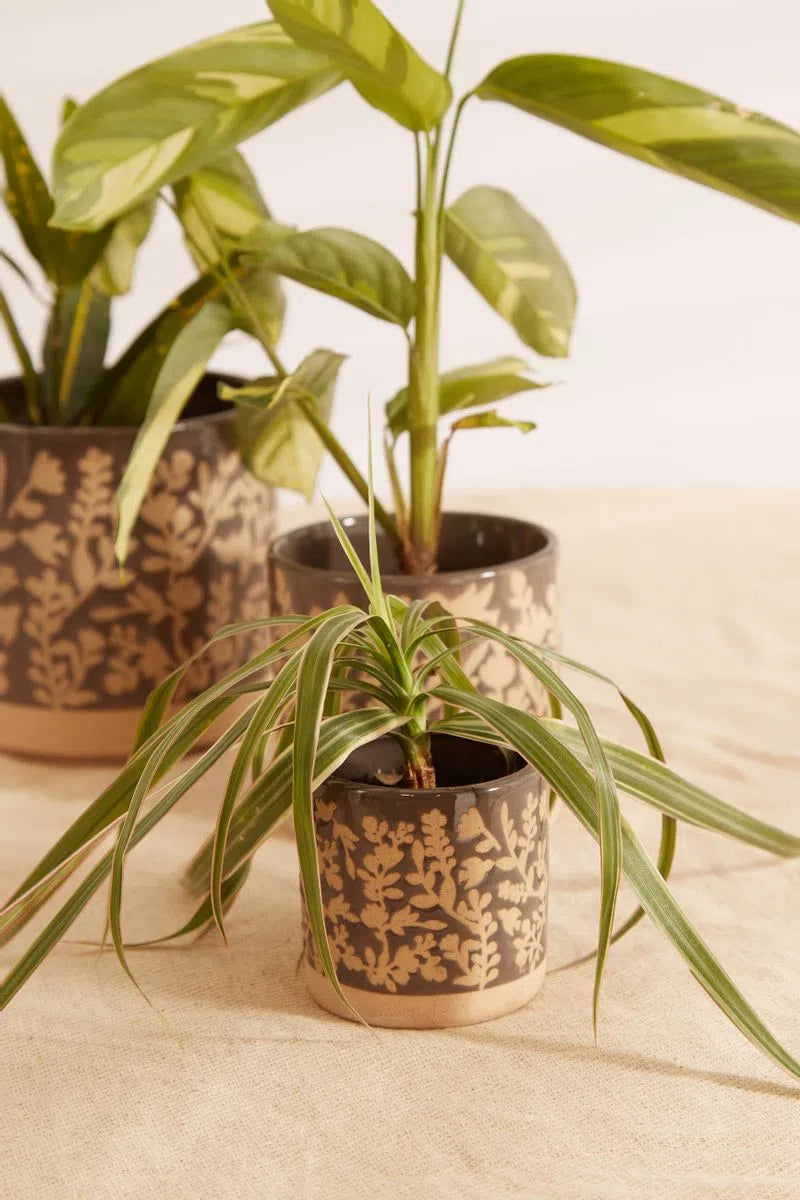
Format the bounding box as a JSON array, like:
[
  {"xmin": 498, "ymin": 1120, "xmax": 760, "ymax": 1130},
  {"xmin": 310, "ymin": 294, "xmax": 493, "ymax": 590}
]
[
  {"xmin": 302, "ymin": 734, "xmax": 549, "ymax": 1028},
  {"xmin": 0, "ymin": 375, "xmax": 276, "ymax": 760},
  {"xmin": 269, "ymin": 511, "xmax": 559, "ymax": 714}
]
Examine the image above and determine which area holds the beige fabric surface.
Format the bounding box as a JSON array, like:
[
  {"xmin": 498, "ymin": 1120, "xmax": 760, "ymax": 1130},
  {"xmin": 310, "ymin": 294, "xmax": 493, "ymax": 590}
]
[{"xmin": 2, "ymin": 488, "xmax": 799, "ymax": 1200}]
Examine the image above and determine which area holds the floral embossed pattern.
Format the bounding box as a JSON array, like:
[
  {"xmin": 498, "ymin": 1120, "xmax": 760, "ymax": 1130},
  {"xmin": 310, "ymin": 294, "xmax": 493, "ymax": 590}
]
[
  {"xmin": 0, "ymin": 414, "xmax": 275, "ymax": 716},
  {"xmin": 303, "ymin": 772, "xmax": 549, "ymax": 997}
]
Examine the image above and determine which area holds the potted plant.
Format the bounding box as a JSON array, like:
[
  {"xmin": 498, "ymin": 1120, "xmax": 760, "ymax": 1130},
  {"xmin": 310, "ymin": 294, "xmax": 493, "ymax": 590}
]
[
  {"xmin": 0, "ymin": 96, "xmax": 302, "ymax": 759},
  {"xmin": 1, "ymin": 490, "xmax": 798, "ymax": 1080},
  {"xmin": 44, "ymin": 4, "xmax": 800, "ymax": 716}
]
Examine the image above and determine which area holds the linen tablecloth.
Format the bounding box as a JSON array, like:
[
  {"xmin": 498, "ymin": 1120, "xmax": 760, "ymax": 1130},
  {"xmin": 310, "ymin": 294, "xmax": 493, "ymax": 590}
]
[{"xmin": 2, "ymin": 489, "xmax": 799, "ymax": 1200}]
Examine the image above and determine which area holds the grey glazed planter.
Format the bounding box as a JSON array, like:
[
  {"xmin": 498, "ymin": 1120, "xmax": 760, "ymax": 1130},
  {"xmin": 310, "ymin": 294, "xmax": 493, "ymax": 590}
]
[
  {"xmin": 268, "ymin": 511, "xmax": 559, "ymax": 715},
  {"xmin": 302, "ymin": 734, "xmax": 549, "ymax": 1029},
  {"xmin": 0, "ymin": 375, "xmax": 276, "ymax": 760}
]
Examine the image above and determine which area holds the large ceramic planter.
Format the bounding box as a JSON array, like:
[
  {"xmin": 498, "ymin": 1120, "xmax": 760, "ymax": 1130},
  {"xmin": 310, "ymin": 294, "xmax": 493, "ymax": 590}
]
[
  {"xmin": 269, "ymin": 511, "xmax": 559, "ymax": 714},
  {"xmin": 0, "ymin": 375, "xmax": 275, "ymax": 760},
  {"xmin": 302, "ymin": 734, "xmax": 549, "ymax": 1028}
]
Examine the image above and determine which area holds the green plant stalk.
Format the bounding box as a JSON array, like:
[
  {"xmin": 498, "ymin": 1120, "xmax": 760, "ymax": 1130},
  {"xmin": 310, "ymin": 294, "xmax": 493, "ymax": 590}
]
[
  {"xmin": 407, "ymin": 135, "xmax": 442, "ymax": 573},
  {"xmin": 55, "ymin": 278, "xmax": 94, "ymax": 422}
]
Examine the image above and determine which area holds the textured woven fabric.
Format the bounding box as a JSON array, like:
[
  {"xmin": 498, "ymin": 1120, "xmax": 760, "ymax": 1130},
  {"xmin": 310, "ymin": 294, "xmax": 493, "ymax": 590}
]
[{"xmin": 2, "ymin": 489, "xmax": 799, "ymax": 1200}]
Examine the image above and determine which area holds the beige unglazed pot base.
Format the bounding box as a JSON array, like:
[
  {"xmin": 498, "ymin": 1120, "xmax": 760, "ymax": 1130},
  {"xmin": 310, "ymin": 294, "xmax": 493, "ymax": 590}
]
[
  {"xmin": 305, "ymin": 959, "xmax": 546, "ymax": 1029},
  {"xmin": 0, "ymin": 699, "xmax": 245, "ymax": 762}
]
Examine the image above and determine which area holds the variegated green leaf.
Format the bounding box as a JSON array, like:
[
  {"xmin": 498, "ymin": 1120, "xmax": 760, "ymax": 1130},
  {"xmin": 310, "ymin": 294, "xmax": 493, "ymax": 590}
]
[
  {"xmin": 477, "ymin": 56, "xmax": 800, "ymax": 225},
  {"xmin": 91, "ymin": 198, "xmax": 155, "ymax": 296},
  {"xmin": 174, "ymin": 151, "xmax": 286, "ymax": 346},
  {"xmin": 242, "ymin": 225, "xmax": 414, "ymax": 326},
  {"xmin": 98, "ymin": 270, "xmax": 241, "ymax": 425},
  {"xmin": 42, "ymin": 282, "xmax": 111, "ymax": 424},
  {"xmin": 51, "ymin": 22, "xmax": 343, "ymax": 230},
  {"xmin": 450, "ymin": 410, "xmax": 536, "ymax": 434},
  {"xmin": 444, "ymin": 186, "xmax": 576, "ymax": 358},
  {"xmin": 386, "ymin": 356, "xmax": 547, "ymax": 438},
  {"xmin": 234, "ymin": 348, "xmax": 345, "ymax": 498},
  {"xmin": 268, "ymin": 0, "xmax": 451, "ymax": 132},
  {"xmin": 432, "ymin": 688, "xmax": 800, "ymax": 1081},
  {"xmin": 0, "ymin": 94, "xmax": 110, "ymax": 285},
  {"xmin": 0, "ymin": 93, "xmax": 56, "ymax": 273},
  {"xmin": 0, "ymin": 286, "xmax": 40, "ymax": 421},
  {"xmin": 115, "ymin": 300, "xmax": 236, "ymax": 563},
  {"xmin": 542, "ymin": 720, "xmax": 800, "ymax": 858}
]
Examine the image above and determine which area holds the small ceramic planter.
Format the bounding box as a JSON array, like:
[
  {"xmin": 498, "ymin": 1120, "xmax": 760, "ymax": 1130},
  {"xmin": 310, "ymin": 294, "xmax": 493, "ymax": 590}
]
[
  {"xmin": 302, "ymin": 735, "xmax": 549, "ymax": 1029},
  {"xmin": 0, "ymin": 375, "xmax": 276, "ymax": 760},
  {"xmin": 269, "ymin": 511, "xmax": 559, "ymax": 715}
]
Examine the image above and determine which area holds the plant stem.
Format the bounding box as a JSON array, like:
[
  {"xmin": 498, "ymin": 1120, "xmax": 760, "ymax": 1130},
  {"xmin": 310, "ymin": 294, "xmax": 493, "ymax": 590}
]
[
  {"xmin": 407, "ymin": 136, "xmax": 442, "ymax": 574},
  {"xmin": 438, "ymin": 92, "xmax": 473, "ymax": 223},
  {"xmin": 443, "ymin": 0, "xmax": 466, "ymax": 79}
]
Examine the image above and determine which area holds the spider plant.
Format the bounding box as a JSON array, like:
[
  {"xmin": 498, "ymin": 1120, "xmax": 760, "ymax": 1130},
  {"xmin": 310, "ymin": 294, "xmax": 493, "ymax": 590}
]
[
  {"xmin": 1, "ymin": 476, "xmax": 798, "ymax": 1083},
  {"xmin": 0, "ymin": 95, "xmax": 290, "ymax": 536},
  {"xmin": 47, "ymin": 2, "xmax": 800, "ymax": 570}
]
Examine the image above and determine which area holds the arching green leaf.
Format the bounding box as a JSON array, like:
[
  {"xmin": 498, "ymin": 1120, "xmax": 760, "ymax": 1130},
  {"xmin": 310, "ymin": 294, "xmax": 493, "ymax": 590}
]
[
  {"xmin": 269, "ymin": 0, "xmax": 451, "ymax": 132},
  {"xmin": 51, "ymin": 22, "xmax": 343, "ymax": 230},
  {"xmin": 477, "ymin": 55, "xmax": 800, "ymax": 225},
  {"xmin": 386, "ymin": 356, "xmax": 548, "ymax": 437},
  {"xmin": 114, "ymin": 299, "xmax": 236, "ymax": 563},
  {"xmin": 444, "ymin": 186, "xmax": 576, "ymax": 358},
  {"xmin": 242, "ymin": 225, "xmax": 414, "ymax": 326},
  {"xmin": 42, "ymin": 282, "xmax": 111, "ymax": 423}
]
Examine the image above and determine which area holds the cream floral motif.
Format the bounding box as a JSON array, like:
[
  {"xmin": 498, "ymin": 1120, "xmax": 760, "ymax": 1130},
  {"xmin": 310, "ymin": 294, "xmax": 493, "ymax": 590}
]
[
  {"xmin": 304, "ymin": 788, "xmax": 548, "ymax": 995},
  {"xmin": 0, "ymin": 441, "xmax": 273, "ymax": 710}
]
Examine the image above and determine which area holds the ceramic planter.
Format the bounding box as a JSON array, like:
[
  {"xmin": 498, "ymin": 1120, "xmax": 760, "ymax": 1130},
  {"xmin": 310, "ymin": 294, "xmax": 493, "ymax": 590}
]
[
  {"xmin": 302, "ymin": 734, "xmax": 549, "ymax": 1028},
  {"xmin": 269, "ymin": 511, "xmax": 559, "ymax": 714},
  {"xmin": 0, "ymin": 375, "xmax": 275, "ymax": 760}
]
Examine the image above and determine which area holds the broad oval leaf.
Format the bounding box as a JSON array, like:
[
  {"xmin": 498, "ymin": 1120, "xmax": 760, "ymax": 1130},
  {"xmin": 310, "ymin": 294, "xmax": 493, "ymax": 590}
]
[
  {"xmin": 386, "ymin": 355, "xmax": 548, "ymax": 438},
  {"xmin": 477, "ymin": 55, "xmax": 800, "ymax": 225},
  {"xmin": 269, "ymin": 0, "xmax": 451, "ymax": 132},
  {"xmin": 115, "ymin": 300, "xmax": 236, "ymax": 563},
  {"xmin": 173, "ymin": 150, "xmax": 286, "ymax": 346},
  {"xmin": 444, "ymin": 186, "xmax": 576, "ymax": 358},
  {"xmin": 242, "ymin": 225, "xmax": 415, "ymax": 326},
  {"xmin": 235, "ymin": 348, "xmax": 345, "ymax": 498},
  {"xmin": 51, "ymin": 22, "xmax": 343, "ymax": 230}
]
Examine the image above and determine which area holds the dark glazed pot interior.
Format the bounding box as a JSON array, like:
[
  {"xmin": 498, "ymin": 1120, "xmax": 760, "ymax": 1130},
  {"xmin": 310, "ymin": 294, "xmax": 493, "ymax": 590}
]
[
  {"xmin": 0, "ymin": 372, "xmax": 240, "ymax": 430},
  {"xmin": 270, "ymin": 511, "xmax": 556, "ymax": 583},
  {"xmin": 334, "ymin": 734, "xmax": 526, "ymax": 790}
]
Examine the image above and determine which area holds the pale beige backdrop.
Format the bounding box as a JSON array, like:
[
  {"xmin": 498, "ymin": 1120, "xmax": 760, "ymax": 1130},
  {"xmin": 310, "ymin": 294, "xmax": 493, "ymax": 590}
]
[{"xmin": 2, "ymin": 489, "xmax": 799, "ymax": 1200}]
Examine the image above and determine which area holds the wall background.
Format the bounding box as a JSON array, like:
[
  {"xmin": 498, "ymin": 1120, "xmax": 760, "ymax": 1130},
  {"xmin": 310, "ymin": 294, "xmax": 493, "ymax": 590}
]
[{"xmin": 2, "ymin": 0, "xmax": 799, "ymax": 505}]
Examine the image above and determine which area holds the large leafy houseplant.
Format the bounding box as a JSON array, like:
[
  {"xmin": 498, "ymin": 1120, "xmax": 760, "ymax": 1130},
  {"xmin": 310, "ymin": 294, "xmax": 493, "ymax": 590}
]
[
  {"xmin": 1, "ymin": 481, "xmax": 798, "ymax": 1081},
  {"xmin": 46, "ymin": 2, "xmax": 800, "ymax": 571},
  {"xmin": 0, "ymin": 95, "xmax": 289, "ymax": 536}
]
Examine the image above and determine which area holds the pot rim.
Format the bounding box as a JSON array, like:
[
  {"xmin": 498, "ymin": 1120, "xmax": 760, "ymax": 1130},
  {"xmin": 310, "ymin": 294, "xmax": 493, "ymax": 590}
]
[
  {"xmin": 0, "ymin": 373, "xmax": 237, "ymax": 438},
  {"xmin": 322, "ymin": 741, "xmax": 537, "ymax": 802},
  {"xmin": 270, "ymin": 511, "xmax": 559, "ymax": 586}
]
